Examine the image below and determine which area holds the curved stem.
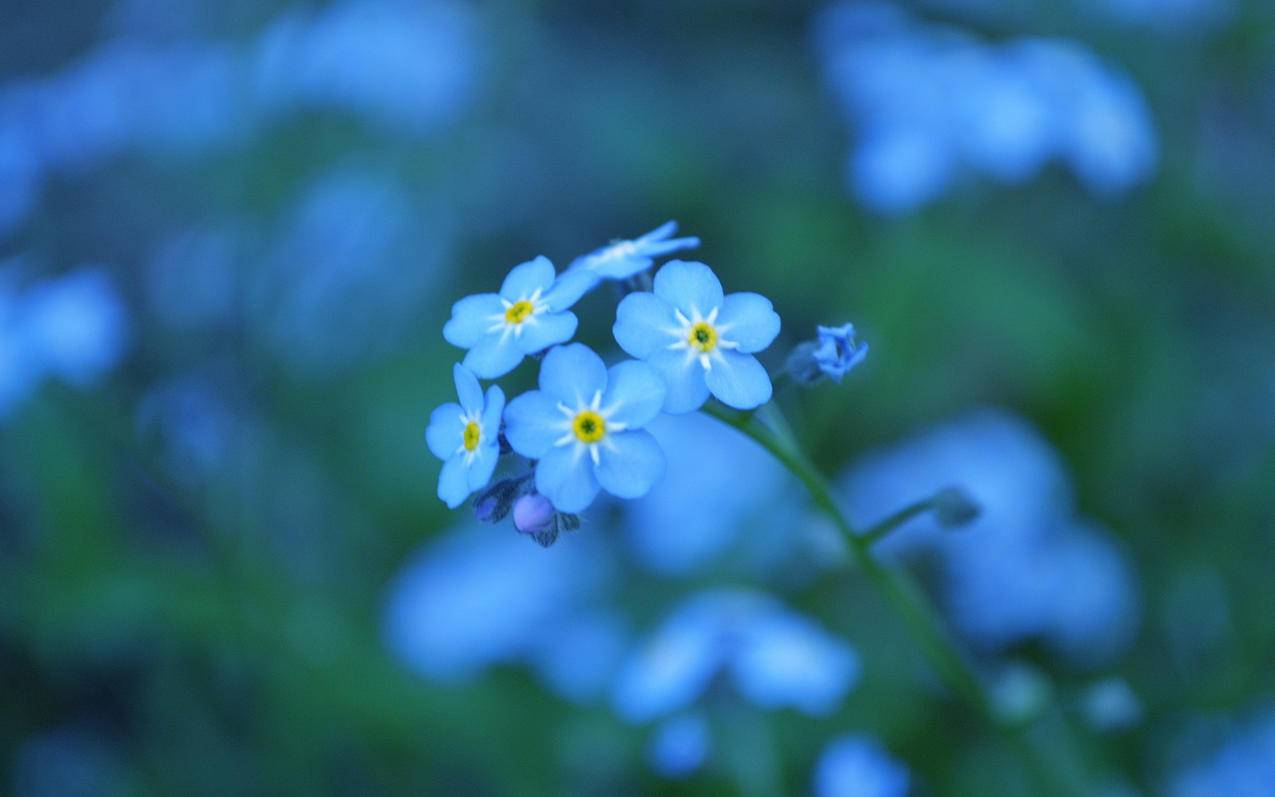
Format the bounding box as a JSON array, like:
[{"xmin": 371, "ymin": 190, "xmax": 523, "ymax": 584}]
[{"xmin": 700, "ymin": 401, "xmax": 1082, "ymax": 795}]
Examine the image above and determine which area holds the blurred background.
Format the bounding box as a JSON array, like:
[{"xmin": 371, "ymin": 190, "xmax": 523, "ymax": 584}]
[{"xmin": 1, "ymin": 0, "xmax": 1274, "ymax": 794}]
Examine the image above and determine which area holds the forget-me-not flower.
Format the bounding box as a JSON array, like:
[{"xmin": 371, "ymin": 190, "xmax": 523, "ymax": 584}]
[
  {"xmin": 612, "ymin": 590, "xmax": 859, "ymax": 723},
  {"xmin": 504, "ymin": 343, "xmax": 667, "ymax": 513},
  {"xmin": 614, "ymin": 261, "xmax": 780, "ymax": 413},
  {"xmin": 444, "ymin": 256, "xmax": 593, "ymax": 379},
  {"xmin": 426, "ymin": 364, "xmax": 504, "ymax": 508},
  {"xmin": 788, "ymin": 322, "xmax": 870, "ymax": 385},
  {"xmin": 814, "ymin": 735, "xmax": 911, "ymax": 797},
  {"xmin": 570, "ymin": 220, "xmax": 700, "ymax": 281}
]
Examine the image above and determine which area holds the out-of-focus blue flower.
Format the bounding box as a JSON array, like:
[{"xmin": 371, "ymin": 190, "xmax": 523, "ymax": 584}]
[
  {"xmin": 383, "ymin": 521, "xmax": 611, "ymax": 683},
  {"xmin": 789, "ymin": 323, "xmax": 870, "ymax": 384},
  {"xmin": 1079, "ymin": 678, "xmax": 1142, "ymax": 732},
  {"xmin": 648, "ymin": 713, "xmax": 710, "ymax": 779},
  {"xmin": 11, "ymin": 725, "xmax": 129, "ymax": 797},
  {"xmin": 814, "ymin": 734, "xmax": 910, "ymax": 797},
  {"xmin": 18, "ymin": 267, "xmax": 129, "ymax": 389},
  {"xmin": 1170, "ymin": 711, "xmax": 1275, "ymax": 797},
  {"xmin": 815, "ymin": 2, "xmax": 1158, "ymax": 214},
  {"xmin": 614, "ymin": 261, "xmax": 780, "ymax": 413},
  {"xmin": 529, "ymin": 610, "xmax": 630, "ymax": 704},
  {"xmin": 0, "ymin": 129, "xmax": 40, "ymax": 240},
  {"xmin": 840, "ymin": 409, "xmax": 1139, "ymax": 665},
  {"xmin": 504, "ymin": 344, "xmax": 667, "ymax": 513},
  {"xmin": 426, "ymin": 364, "xmax": 505, "ymax": 509},
  {"xmin": 444, "ymin": 257, "xmax": 593, "ymax": 379},
  {"xmin": 252, "ymin": 0, "xmax": 477, "ymax": 133},
  {"xmin": 569, "ymin": 221, "xmax": 700, "ymax": 281},
  {"xmin": 612, "ymin": 590, "xmax": 859, "ymax": 723},
  {"xmin": 625, "ymin": 412, "xmax": 793, "ymax": 574}
]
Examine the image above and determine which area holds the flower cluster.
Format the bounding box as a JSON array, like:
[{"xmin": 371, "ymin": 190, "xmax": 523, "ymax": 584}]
[{"xmin": 427, "ymin": 223, "xmax": 868, "ymax": 540}]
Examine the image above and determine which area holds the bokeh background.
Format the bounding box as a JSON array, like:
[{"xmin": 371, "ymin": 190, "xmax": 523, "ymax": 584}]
[{"xmin": 2, "ymin": 0, "xmax": 1274, "ymax": 794}]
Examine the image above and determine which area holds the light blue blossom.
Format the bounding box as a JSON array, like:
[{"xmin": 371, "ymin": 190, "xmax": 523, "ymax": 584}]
[
  {"xmin": 504, "ymin": 343, "xmax": 667, "ymax": 513},
  {"xmin": 789, "ymin": 322, "xmax": 870, "ymax": 384},
  {"xmin": 569, "ymin": 220, "xmax": 700, "ymax": 281},
  {"xmin": 614, "ymin": 261, "xmax": 780, "ymax": 413},
  {"xmin": 19, "ymin": 266, "xmax": 130, "ymax": 388},
  {"xmin": 425, "ymin": 364, "xmax": 504, "ymax": 509},
  {"xmin": 648, "ymin": 713, "xmax": 710, "ymax": 779},
  {"xmin": 612, "ymin": 590, "xmax": 859, "ymax": 722},
  {"xmin": 814, "ymin": 735, "xmax": 910, "ymax": 797},
  {"xmin": 443, "ymin": 256, "xmax": 593, "ymax": 379},
  {"xmin": 1170, "ymin": 710, "xmax": 1275, "ymax": 797}
]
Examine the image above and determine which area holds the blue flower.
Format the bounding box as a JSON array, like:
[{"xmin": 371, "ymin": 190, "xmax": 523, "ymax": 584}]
[
  {"xmin": 1171, "ymin": 710, "xmax": 1275, "ymax": 797},
  {"xmin": 813, "ymin": 735, "xmax": 910, "ymax": 797},
  {"xmin": 443, "ymin": 256, "xmax": 593, "ymax": 379},
  {"xmin": 612, "ymin": 590, "xmax": 859, "ymax": 722},
  {"xmin": 504, "ymin": 343, "xmax": 667, "ymax": 513},
  {"xmin": 425, "ymin": 364, "xmax": 504, "ymax": 508},
  {"xmin": 813, "ymin": 323, "xmax": 869, "ymax": 381},
  {"xmin": 648, "ymin": 713, "xmax": 710, "ymax": 779},
  {"xmin": 570, "ymin": 220, "xmax": 700, "ymax": 281},
  {"xmin": 613, "ymin": 261, "xmax": 780, "ymax": 413}
]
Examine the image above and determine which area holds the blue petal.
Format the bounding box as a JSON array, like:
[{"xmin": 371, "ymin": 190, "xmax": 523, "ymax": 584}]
[
  {"xmin": 481, "ymin": 384, "xmax": 505, "ymax": 435},
  {"xmin": 602, "ymin": 360, "xmax": 666, "ymax": 430},
  {"xmin": 500, "ymin": 255, "xmax": 556, "ymax": 301},
  {"xmin": 538, "ymin": 343, "xmax": 608, "ymax": 407},
  {"xmin": 717, "ymin": 293, "xmax": 781, "ymax": 354},
  {"xmin": 705, "ymin": 351, "xmax": 772, "ymax": 410},
  {"xmin": 640, "ymin": 237, "xmax": 700, "ymax": 258},
  {"xmin": 542, "ymin": 269, "xmax": 597, "ymax": 311},
  {"xmin": 453, "ymin": 363, "xmax": 484, "ymax": 414},
  {"xmin": 595, "ymin": 430, "xmax": 666, "ymax": 500},
  {"xmin": 443, "ymin": 294, "xmax": 503, "ymax": 348},
  {"xmin": 504, "ymin": 390, "xmax": 566, "ymax": 459},
  {"xmin": 463, "ymin": 339, "xmax": 524, "ymax": 379},
  {"xmin": 638, "ymin": 220, "xmax": 678, "ymax": 242},
  {"xmin": 587, "ymin": 256, "xmax": 652, "ymax": 281},
  {"xmin": 649, "ymin": 348, "xmax": 710, "ymax": 414},
  {"xmin": 514, "ymin": 311, "xmax": 578, "ymax": 354},
  {"xmin": 426, "ymin": 402, "xmax": 464, "ymax": 460},
  {"xmin": 654, "ymin": 261, "xmax": 724, "ymax": 317},
  {"xmin": 438, "ymin": 455, "xmax": 470, "ymax": 508},
  {"xmin": 467, "ymin": 444, "xmax": 499, "ymax": 492},
  {"xmin": 536, "ymin": 445, "xmax": 600, "ymax": 513},
  {"xmin": 614, "ymin": 292, "xmax": 677, "ymax": 359}
]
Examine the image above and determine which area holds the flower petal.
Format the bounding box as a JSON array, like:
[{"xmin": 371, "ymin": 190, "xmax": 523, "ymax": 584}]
[
  {"xmin": 596, "ymin": 430, "xmax": 666, "ymax": 500},
  {"xmin": 438, "ymin": 455, "xmax": 470, "ymax": 508},
  {"xmin": 514, "ymin": 311, "xmax": 578, "ymax": 354},
  {"xmin": 426, "ymin": 402, "xmax": 465, "ymax": 460},
  {"xmin": 654, "ymin": 261, "xmax": 723, "ymax": 317},
  {"xmin": 614, "ymin": 292, "xmax": 677, "ymax": 359},
  {"xmin": 588, "ymin": 255, "xmax": 652, "ymax": 280},
  {"xmin": 649, "ymin": 348, "xmax": 710, "ymax": 414},
  {"xmin": 463, "ymin": 339, "xmax": 524, "ymax": 379},
  {"xmin": 467, "ymin": 444, "xmax": 499, "ymax": 492},
  {"xmin": 717, "ymin": 293, "xmax": 781, "ymax": 354},
  {"xmin": 500, "ymin": 255, "xmax": 556, "ymax": 301},
  {"xmin": 481, "ymin": 384, "xmax": 505, "ymax": 435},
  {"xmin": 538, "ymin": 343, "xmax": 608, "ymax": 407},
  {"xmin": 705, "ymin": 351, "xmax": 772, "ymax": 410},
  {"xmin": 536, "ymin": 445, "xmax": 601, "ymax": 513},
  {"xmin": 443, "ymin": 293, "xmax": 503, "ymax": 348},
  {"xmin": 602, "ymin": 360, "xmax": 666, "ymax": 430},
  {"xmin": 453, "ymin": 363, "xmax": 484, "ymax": 414},
  {"xmin": 504, "ymin": 390, "xmax": 567, "ymax": 459},
  {"xmin": 639, "ymin": 220, "xmax": 678, "ymax": 242},
  {"xmin": 542, "ymin": 269, "xmax": 597, "ymax": 311}
]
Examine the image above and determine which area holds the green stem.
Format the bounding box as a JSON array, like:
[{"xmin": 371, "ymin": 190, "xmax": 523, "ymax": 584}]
[{"xmin": 700, "ymin": 401, "xmax": 1080, "ymax": 795}]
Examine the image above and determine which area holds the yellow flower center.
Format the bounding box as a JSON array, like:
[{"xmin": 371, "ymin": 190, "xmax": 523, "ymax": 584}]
[
  {"xmin": 462, "ymin": 420, "xmax": 482, "ymax": 451},
  {"xmin": 504, "ymin": 300, "xmax": 535, "ymax": 325},
  {"xmin": 572, "ymin": 410, "xmax": 606, "ymax": 444},
  {"xmin": 688, "ymin": 321, "xmax": 718, "ymax": 353}
]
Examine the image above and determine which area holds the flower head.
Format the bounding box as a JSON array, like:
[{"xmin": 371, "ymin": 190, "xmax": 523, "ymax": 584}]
[
  {"xmin": 425, "ymin": 364, "xmax": 505, "ymax": 508},
  {"xmin": 570, "ymin": 220, "xmax": 700, "ymax": 281},
  {"xmin": 789, "ymin": 322, "xmax": 869, "ymax": 384},
  {"xmin": 813, "ymin": 735, "xmax": 910, "ymax": 797},
  {"xmin": 504, "ymin": 343, "xmax": 667, "ymax": 513},
  {"xmin": 613, "ymin": 261, "xmax": 780, "ymax": 413},
  {"xmin": 443, "ymin": 256, "xmax": 594, "ymax": 379}
]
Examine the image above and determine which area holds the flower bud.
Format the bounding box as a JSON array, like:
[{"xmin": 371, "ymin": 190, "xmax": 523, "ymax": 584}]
[
  {"xmin": 513, "ymin": 493, "xmax": 559, "ymax": 547},
  {"xmin": 787, "ymin": 323, "xmax": 869, "ymax": 385},
  {"xmin": 931, "ymin": 487, "xmax": 980, "ymax": 528}
]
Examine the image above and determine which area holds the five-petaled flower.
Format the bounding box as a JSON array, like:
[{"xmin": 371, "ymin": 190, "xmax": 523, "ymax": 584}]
[
  {"xmin": 504, "ymin": 343, "xmax": 668, "ymax": 513},
  {"xmin": 444, "ymin": 256, "xmax": 594, "ymax": 379},
  {"xmin": 613, "ymin": 261, "xmax": 780, "ymax": 413},
  {"xmin": 569, "ymin": 221, "xmax": 700, "ymax": 281},
  {"xmin": 426, "ymin": 364, "xmax": 505, "ymax": 508}
]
